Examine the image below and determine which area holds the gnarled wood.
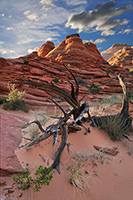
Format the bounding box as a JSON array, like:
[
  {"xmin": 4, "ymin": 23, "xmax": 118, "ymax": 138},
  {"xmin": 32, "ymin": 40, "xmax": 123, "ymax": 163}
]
[
  {"xmin": 13, "ymin": 65, "xmax": 132, "ymax": 178},
  {"xmin": 92, "ymin": 74, "xmax": 132, "ymax": 141}
]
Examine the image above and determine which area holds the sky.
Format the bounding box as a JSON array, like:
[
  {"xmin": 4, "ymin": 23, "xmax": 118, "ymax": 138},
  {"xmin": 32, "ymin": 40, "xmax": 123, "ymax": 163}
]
[{"xmin": 0, "ymin": 0, "xmax": 133, "ymax": 58}]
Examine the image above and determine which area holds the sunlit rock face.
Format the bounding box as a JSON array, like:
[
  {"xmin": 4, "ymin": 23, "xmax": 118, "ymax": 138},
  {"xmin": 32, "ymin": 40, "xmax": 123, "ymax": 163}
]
[
  {"xmin": 101, "ymin": 43, "xmax": 133, "ymax": 69},
  {"xmin": 0, "ymin": 34, "xmax": 133, "ymax": 105},
  {"xmin": 38, "ymin": 41, "xmax": 55, "ymax": 57},
  {"xmin": 107, "ymin": 46, "xmax": 133, "ymax": 68}
]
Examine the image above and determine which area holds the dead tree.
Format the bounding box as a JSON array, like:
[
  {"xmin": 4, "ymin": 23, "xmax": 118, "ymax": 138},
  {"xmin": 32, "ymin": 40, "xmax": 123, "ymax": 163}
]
[
  {"xmin": 92, "ymin": 74, "xmax": 132, "ymax": 141},
  {"xmin": 13, "ymin": 65, "xmax": 132, "ymax": 177}
]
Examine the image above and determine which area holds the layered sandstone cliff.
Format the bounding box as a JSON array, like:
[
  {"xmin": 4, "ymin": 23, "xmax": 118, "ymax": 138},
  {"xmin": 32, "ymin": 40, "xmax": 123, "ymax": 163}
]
[
  {"xmin": 0, "ymin": 34, "xmax": 132, "ymax": 106},
  {"xmin": 101, "ymin": 43, "xmax": 133, "ymax": 69}
]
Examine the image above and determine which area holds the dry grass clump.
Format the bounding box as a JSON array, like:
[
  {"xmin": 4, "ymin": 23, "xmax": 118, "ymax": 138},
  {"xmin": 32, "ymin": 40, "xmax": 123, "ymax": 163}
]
[
  {"xmin": 94, "ymin": 114, "xmax": 132, "ymax": 141},
  {"xmin": 68, "ymin": 161, "xmax": 87, "ymax": 190}
]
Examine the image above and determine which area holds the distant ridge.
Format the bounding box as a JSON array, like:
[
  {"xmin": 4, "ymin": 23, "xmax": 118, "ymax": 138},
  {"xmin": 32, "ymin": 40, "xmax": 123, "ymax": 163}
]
[{"xmin": 101, "ymin": 43, "xmax": 133, "ymax": 69}]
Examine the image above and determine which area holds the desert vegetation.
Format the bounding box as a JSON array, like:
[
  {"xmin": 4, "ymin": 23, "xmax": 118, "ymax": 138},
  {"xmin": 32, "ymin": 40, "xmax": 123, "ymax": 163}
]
[
  {"xmin": 11, "ymin": 64, "xmax": 132, "ymax": 192},
  {"xmin": 3, "ymin": 83, "xmax": 29, "ymax": 112},
  {"xmin": 13, "ymin": 165, "xmax": 53, "ymax": 192}
]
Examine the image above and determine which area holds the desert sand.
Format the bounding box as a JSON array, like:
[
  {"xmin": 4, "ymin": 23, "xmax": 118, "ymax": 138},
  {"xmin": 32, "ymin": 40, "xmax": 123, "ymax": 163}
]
[{"xmin": 0, "ymin": 102, "xmax": 133, "ymax": 200}]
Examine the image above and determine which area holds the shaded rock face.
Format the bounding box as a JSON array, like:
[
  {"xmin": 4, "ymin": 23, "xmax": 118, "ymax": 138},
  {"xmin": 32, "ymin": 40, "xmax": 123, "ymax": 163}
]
[
  {"xmin": 38, "ymin": 41, "xmax": 55, "ymax": 57},
  {"xmin": 0, "ymin": 34, "xmax": 133, "ymax": 105},
  {"xmin": 0, "ymin": 111, "xmax": 26, "ymax": 176},
  {"xmin": 101, "ymin": 43, "xmax": 133, "ymax": 68}
]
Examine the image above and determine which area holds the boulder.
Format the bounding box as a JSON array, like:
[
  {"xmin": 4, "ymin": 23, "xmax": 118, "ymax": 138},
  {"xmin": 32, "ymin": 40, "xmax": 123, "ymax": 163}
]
[{"xmin": 0, "ymin": 111, "xmax": 26, "ymax": 176}]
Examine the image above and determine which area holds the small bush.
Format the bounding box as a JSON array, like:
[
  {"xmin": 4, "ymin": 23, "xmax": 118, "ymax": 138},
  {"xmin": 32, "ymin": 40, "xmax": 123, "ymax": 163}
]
[
  {"xmin": 77, "ymin": 77, "xmax": 87, "ymax": 86},
  {"xmin": 13, "ymin": 165, "xmax": 53, "ymax": 192},
  {"xmin": 88, "ymin": 83, "xmax": 102, "ymax": 94},
  {"xmin": 3, "ymin": 83, "xmax": 29, "ymax": 112},
  {"xmin": 24, "ymin": 60, "xmax": 29, "ymax": 65},
  {"xmin": 0, "ymin": 98, "xmax": 6, "ymax": 104},
  {"xmin": 52, "ymin": 78, "xmax": 59, "ymax": 83},
  {"xmin": 101, "ymin": 95, "xmax": 121, "ymax": 105},
  {"xmin": 127, "ymin": 91, "xmax": 133, "ymax": 102},
  {"xmin": 106, "ymin": 68, "xmax": 110, "ymax": 75},
  {"xmin": 3, "ymin": 100, "xmax": 29, "ymax": 112}
]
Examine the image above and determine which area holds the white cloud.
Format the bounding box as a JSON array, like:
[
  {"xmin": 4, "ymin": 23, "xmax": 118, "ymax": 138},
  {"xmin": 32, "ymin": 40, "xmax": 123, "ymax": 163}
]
[
  {"xmin": 83, "ymin": 38, "xmax": 106, "ymax": 44},
  {"xmin": 27, "ymin": 47, "xmax": 39, "ymax": 53},
  {"xmin": 23, "ymin": 10, "xmax": 38, "ymax": 21},
  {"xmin": 23, "ymin": 10, "xmax": 30, "ymax": 15},
  {"xmin": 10, "ymin": 50, "xmax": 15, "ymax": 53},
  {"xmin": 40, "ymin": 0, "xmax": 54, "ymax": 5},
  {"xmin": 0, "ymin": 41, "xmax": 4, "ymax": 45},
  {"xmin": 1, "ymin": 50, "xmax": 7, "ymax": 54},
  {"xmin": 94, "ymin": 38, "xmax": 107, "ymax": 44},
  {"xmin": 101, "ymin": 29, "xmax": 115, "ymax": 36},
  {"xmin": 66, "ymin": 1, "xmax": 132, "ymax": 36},
  {"xmin": 0, "ymin": 13, "xmax": 5, "ymax": 17},
  {"xmin": 6, "ymin": 27, "xmax": 15, "ymax": 31},
  {"xmin": 46, "ymin": 37, "xmax": 53, "ymax": 41},
  {"xmin": 0, "ymin": 0, "xmax": 89, "ymax": 58},
  {"xmin": 123, "ymin": 28, "xmax": 132, "ymax": 34},
  {"xmin": 118, "ymin": 28, "xmax": 132, "ymax": 34},
  {"xmin": 66, "ymin": 0, "xmax": 87, "ymax": 6},
  {"xmin": 0, "ymin": 25, "xmax": 5, "ymax": 28},
  {"xmin": 40, "ymin": 0, "xmax": 56, "ymax": 10}
]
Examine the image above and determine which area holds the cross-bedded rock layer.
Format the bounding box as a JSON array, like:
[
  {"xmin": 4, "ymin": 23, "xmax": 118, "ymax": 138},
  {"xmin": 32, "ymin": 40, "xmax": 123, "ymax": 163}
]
[{"xmin": 0, "ymin": 34, "xmax": 132, "ymax": 105}]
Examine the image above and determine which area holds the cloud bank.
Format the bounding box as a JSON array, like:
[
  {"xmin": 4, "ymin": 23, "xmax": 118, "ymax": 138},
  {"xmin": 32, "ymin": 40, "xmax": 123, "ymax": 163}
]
[{"xmin": 66, "ymin": 1, "xmax": 132, "ymax": 36}]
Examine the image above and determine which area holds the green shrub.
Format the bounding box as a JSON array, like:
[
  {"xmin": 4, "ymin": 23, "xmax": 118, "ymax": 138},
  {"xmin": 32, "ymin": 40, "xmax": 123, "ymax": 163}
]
[
  {"xmin": 77, "ymin": 77, "xmax": 87, "ymax": 86},
  {"xmin": 3, "ymin": 83, "xmax": 29, "ymax": 112},
  {"xmin": 24, "ymin": 59, "xmax": 29, "ymax": 65},
  {"xmin": 13, "ymin": 165, "xmax": 53, "ymax": 192},
  {"xmin": 127, "ymin": 91, "xmax": 133, "ymax": 102},
  {"xmin": 0, "ymin": 98, "xmax": 6, "ymax": 104},
  {"xmin": 52, "ymin": 78, "xmax": 59, "ymax": 83},
  {"xmin": 106, "ymin": 68, "xmax": 110, "ymax": 75},
  {"xmin": 101, "ymin": 95, "xmax": 121, "ymax": 105},
  {"xmin": 88, "ymin": 83, "xmax": 102, "ymax": 94},
  {"xmin": 3, "ymin": 100, "xmax": 29, "ymax": 112}
]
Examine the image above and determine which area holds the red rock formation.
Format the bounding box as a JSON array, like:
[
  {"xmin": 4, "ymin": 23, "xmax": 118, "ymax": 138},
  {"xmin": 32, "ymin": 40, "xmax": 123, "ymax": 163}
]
[
  {"xmin": 101, "ymin": 43, "xmax": 133, "ymax": 69},
  {"xmin": 38, "ymin": 41, "xmax": 55, "ymax": 57},
  {"xmin": 101, "ymin": 43, "xmax": 130, "ymax": 60},
  {"xmin": 0, "ymin": 111, "xmax": 26, "ymax": 176},
  {"xmin": 0, "ymin": 34, "xmax": 133, "ymax": 105},
  {"xmin": 45, "ymin": 34, "xmax": 107, "ymax": 70},
  {"xmin": 93, "ymin": 145, "xmax": 119, "ymax": 156},
  {"xmin": 107, "ymin": 46, "xmax": 133, "ymax": 68}
]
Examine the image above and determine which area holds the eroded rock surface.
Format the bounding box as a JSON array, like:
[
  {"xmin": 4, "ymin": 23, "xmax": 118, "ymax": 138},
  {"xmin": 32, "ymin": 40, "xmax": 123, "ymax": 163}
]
[
  {"xmin": 0, "ymin": 34, "xmax": 133, "ymax": 105},
  {"xmin": 101, "ymin": 43, "xmax": 133, "ymax": 69},
  {"xmin": 0, "ymin": 111, "xmax": 26, "ymax": 176}
]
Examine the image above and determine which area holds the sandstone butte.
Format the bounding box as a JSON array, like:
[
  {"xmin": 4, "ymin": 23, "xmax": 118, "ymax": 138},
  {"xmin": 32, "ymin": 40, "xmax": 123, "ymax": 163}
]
[
  {"xmin": 101, "ymin": 43, "xmax": 133, "ymax": 69},
  {"xmin": 0, "ymin": 34, "xmax": 133, "ymax": 106}
]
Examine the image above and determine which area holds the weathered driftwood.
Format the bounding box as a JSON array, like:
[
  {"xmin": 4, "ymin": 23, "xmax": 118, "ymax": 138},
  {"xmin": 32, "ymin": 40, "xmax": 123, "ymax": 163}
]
[
  {"xmin": 13, "ymin": 66, "xmax": 132, "ymax": 177},
  {"xmin": 13, "ymin": 64, "xmax": 93, "ymax": 176}
]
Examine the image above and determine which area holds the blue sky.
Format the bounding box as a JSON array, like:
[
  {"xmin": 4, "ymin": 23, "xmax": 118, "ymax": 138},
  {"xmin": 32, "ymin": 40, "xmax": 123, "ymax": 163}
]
[{"xmin": 0, "ymin": 0, "xmax": 132, "ymax": 58}]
